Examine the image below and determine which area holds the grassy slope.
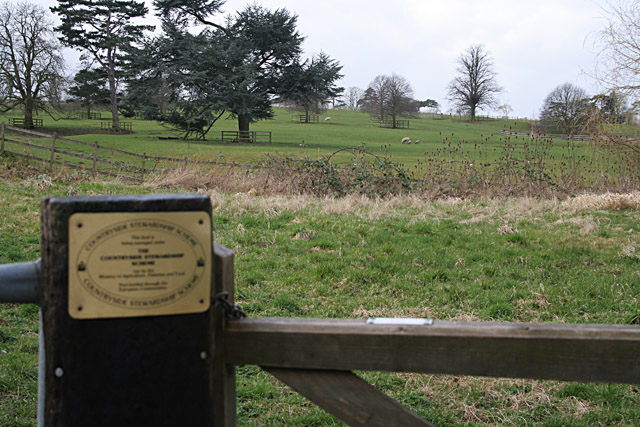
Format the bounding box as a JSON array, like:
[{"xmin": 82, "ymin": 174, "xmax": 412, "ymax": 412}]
[
  {"xmin": 5, "ymin": 108, "xmax": 628, "ymax": 197},
  {"xmin": 1, "ymin": 162, "xmax": 639, "ymax": 425},
  {"xmin": 0, "ymin": 109, "xmax": 542, "ymax": 166}
]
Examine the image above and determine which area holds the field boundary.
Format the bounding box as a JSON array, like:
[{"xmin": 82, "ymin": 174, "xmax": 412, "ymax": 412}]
[{"xmin": 0, "ymin": 123, "xmax": 257, "ymax": 182}]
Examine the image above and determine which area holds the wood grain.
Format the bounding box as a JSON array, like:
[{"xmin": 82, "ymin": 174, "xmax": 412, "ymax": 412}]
[
  {"xmin": 212, "ymin": 243, "xmax": 236, "ymax": 427},
  {"xmin": 266, "ymin": 368, "xmax": 434, "ymax": 427},
  {"xmin": 226, "ymin": 317, "xmax": 640, "ymax": 384}
]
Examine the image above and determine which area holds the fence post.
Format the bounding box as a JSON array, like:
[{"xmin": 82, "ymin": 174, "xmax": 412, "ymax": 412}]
[
  {"xmin": 92, "ymin": 142, "xmax": 98, "ymax": 177},
  {"xmin": 1, "ymin": 122, "xmax": 4, "ymax": 154},
  {"xmin": 141, "ymin": 152, "xmax": 146, "ymax": 183},
  {"xmin": 50, "ymin": 133, "xmax": 57, "ymax": 172},
  {"xmin": 39, "ymin": 194, "xmax": 229, "ymax": 426}
]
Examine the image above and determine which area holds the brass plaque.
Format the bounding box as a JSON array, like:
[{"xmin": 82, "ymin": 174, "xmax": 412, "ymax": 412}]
[{"xmin": 68, "ymin": 212, "xmax": 212, "ymax": 319}]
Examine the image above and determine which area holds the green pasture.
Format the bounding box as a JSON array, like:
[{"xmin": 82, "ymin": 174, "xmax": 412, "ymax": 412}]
[
  {"xmin": 4, "ymin": 107, "xmax": 637, "ymax": 194},
  {"xmin": 1, "ymin": 161, "xmax": 639, "ymax": 425},
  {"xmin": 0, "ymin": 108, "xmax": 542, "ymax": 166}
]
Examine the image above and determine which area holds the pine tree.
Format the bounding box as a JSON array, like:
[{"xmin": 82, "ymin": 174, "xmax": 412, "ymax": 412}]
[
  {"xmin": 51, "ymin": 0, "xmax": 153, "ymax": 131},
  {"xmin": 280, "ymin": 52, "xmax": 344, "ymax": 122},
  {"xmin": 151, "ymin": 1, "xmax": 304, "ymax": 135},
  {"xmin": 68, "ymin": 68, "xmax": 110, "ymax": 117}
]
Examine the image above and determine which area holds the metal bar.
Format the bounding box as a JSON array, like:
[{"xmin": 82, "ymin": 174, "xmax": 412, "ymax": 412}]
[
  {"xmin": 0, "ymin": 259, "xmax": 40, "ymax": 304},
  {"xmin": 225, "ymin": 317, "xmax": 640, "ymax": 385}
]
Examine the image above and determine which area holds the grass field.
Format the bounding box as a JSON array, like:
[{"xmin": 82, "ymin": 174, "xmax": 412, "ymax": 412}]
[
  {"xmin": 1, "ymin": 157, "xmax": 639, "ymax": 425},
  {"xmin": 3, "ymin": 108, "xmax": 536, "ymax": 166},
  {"xmin": 0, "ymin": 108, "xmax": 585, "ymax": 165},
  {"xmin": 0, "ymin": 108, "xmax": 530, "ymax": 164},
  {"xmin": 3, "ymin": 108, "xmax": 639, "ymax": 199}
]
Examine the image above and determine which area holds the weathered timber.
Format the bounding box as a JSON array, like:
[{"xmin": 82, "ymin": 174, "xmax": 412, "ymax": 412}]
[
  {"xmin": 40, "ymin": 194, "xmax": 221, "ymax": 427},
  {"xmin": 226, "ymin": 318, "xmax": 640, "ymax": 384},
  {"xmin": 266, "ymin": 368, "xmax": 433, "ymax": 427},
  {"xmin": 212, "ymin": 243, "xmax": 236, "ymax": 427}
]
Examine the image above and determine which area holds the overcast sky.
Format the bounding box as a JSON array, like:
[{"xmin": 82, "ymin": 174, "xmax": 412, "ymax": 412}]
[{"xmin": 40, "ymin": 0, "xmax": 609, "ymax": 119}]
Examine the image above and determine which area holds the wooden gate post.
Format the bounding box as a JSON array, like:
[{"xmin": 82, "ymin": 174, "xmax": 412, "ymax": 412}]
[
  {"xmin": 50, "ymin": 133, "xmax": 56, "ymax": 172},
  {"xmin": 39, "ymin": 194, "xmax": 232, "ymax": 426}
]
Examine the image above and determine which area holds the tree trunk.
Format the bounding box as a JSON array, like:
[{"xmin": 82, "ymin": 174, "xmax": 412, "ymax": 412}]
[
  {"xmin": 470, "ymin": 104, "xmax": 476, "ymax": 122},
  {"xmin": 238, "ymin": 114, "xmax": 251, "ymax": 142},
  {"xmin": 107, "ymin": 53, "xmax": 120, "ymax": 131},
  {"xmin": 24, "ymin": 98, "xmax": 34, "ymax": 129}
]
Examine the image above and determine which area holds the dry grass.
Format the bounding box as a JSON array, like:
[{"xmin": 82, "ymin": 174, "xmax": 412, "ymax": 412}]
[{"xmin": 562, "ymin": 192, "xmax": 640, "ymax": 212}]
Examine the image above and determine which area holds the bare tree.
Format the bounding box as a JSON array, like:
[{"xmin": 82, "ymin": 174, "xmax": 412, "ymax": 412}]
[
  {"xmin": 343, "ymin": 86, "xmax": 363, "ymax": 111},
  {"xmin": 539, "ymin": 83, "xmax": 589, "ymax": 135},
  {"xmin": 360, "ymin": 74, "xmax": 417, "ymax": 127},
  {"xmin": 361, "ymin": 75, "xmax": 388, "ymax": 120},
  {"xmin": 0, "ymin": 2, "xmax": 66, "ymax": 128},
  {"xmin": 384, "ymin": 73, "xmax": 416, "ymax": 127},
  {"xmin": 593, "ymin": 0, "xmax": 640, "ymax": 95},
  {"xmin": 589, "ymin": 2, "xmax": 640, "ymax": 154},
  {"xmin": 447, "ymin": 44, "xmax": 502, "ymax": 121},
  {"xmin": 499, "ymin": 102, "xmax": 513, "ymax": 119}
]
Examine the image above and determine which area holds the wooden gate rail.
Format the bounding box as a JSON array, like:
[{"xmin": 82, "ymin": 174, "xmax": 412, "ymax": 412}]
[
  {"xmin": 225, "ymin": 318, "xmax": 640, "ymax": 385},
  {"xmin": 1, "ymin": 193, "xmax": 639, "ymax": 426}
]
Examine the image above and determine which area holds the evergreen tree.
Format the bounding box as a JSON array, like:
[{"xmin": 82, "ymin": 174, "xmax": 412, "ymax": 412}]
[
  {"xmin": 150, "ymin": 1, "xmax": 304, "ymax": 135},
  {"xmin": 123, "ymin": 20, "xmax": 229, "ymax": 139},
  {"xmin": 279, "ymin": 52, "xmax": 344, "ymax": 122},
  {"xmin": 68, "ymin": 67, "xmax": 110, "ymax": 117},
  {"xmin": 51, "ymin": 0, "xmax": 153, "ymax": 131}
]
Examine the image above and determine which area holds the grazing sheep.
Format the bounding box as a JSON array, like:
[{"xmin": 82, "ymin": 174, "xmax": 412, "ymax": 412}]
[
  {"xmin": 414, "ymin": 139, "xmax": 420, "ymax": 144},
  {"xmin": 325, "ymin": 117, "xmax": 331, "ymax": 121},
  {"xmin": 401, "ymin": 137, "xmax": 411, "ymax": 144}
]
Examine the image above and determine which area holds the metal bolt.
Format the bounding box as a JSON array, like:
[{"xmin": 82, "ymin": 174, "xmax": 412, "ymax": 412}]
[
  {"xmin": 200, "ymin": 352, "xmax": 207, "ymax": 360},
  {"xmin": 55, "ymin": 367, "xmax": 64, "ymax": 378}
]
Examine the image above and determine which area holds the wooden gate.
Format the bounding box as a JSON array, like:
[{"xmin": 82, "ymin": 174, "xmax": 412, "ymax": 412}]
[{"xmin": 0, "ymin": 194, "xmax": 638, "ymax": 426}]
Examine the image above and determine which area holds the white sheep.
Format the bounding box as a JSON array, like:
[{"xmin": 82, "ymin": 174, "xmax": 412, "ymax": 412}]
[
  {"xmin": 401, "ymin": 137, "xmax": 411, "ymax": 144},
  {"xmin": 414, "ymin": 139, "xmax": 420, "ymax": 144},
  {"xmin": 325, "ymin": 117, "xmax": 331, "ymax": 121}
]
